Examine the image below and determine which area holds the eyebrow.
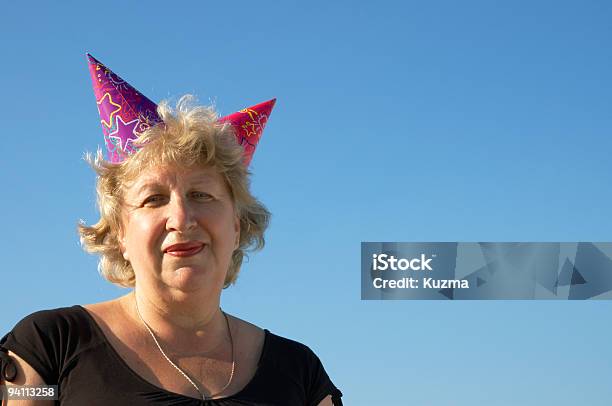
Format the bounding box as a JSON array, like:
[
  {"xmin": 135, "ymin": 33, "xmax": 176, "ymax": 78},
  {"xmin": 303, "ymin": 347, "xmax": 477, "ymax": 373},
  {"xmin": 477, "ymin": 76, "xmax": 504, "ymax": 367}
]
[
  {"xmin": 133, "ymin": 182, "xmax": 162, "ymax": 195},
  {"xmin": 132, "ymin": 178, "xmax": 220, "ymax": 196}
]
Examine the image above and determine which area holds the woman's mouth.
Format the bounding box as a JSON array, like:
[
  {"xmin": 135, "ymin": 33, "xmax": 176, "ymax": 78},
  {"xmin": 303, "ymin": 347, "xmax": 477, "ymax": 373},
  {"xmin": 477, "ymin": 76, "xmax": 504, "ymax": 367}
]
[{"xmin": 164, "ymin": 243, "xmax": 205, "ymax": 257}]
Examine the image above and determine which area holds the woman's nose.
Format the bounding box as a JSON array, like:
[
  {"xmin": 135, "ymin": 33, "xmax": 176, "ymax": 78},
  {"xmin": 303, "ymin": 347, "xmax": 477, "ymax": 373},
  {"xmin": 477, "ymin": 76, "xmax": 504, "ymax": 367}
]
[{"xmin": 165, "ymin": 196, "xmax": 197, "ymax": 232}]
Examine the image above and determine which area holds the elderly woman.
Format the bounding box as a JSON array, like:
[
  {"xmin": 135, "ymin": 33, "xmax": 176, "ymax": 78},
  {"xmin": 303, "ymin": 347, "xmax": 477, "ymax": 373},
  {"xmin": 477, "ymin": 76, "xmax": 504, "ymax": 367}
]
[{"xmin": 0, "ymin": 55, "xmax": 342, "ymax": 406}]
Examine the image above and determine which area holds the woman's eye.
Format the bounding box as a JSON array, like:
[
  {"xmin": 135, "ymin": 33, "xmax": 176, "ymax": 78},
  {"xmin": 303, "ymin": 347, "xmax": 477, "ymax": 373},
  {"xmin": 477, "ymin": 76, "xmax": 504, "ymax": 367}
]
[
  {"xmin": 143, "ymin": 195, "xmax": 166, "ymax": 206},
  {"xmin": 192, "ymin": 191, "xmax": 213, "ymax": 201}
]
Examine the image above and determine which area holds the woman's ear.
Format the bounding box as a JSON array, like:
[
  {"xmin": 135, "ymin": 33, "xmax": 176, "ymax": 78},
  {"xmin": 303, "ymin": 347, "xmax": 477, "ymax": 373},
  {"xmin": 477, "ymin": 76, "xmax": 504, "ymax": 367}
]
[
  {"xmin": 118, "ymin": 230, "xmax": 129, "ymax": 261},
  {"xmin": 234, "ymin": 216, "xmax": 240, "ymax": 250}
]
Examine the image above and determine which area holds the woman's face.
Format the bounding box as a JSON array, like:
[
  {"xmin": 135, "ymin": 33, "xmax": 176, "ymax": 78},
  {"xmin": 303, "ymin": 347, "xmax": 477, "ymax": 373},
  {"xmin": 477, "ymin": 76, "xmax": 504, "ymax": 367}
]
[{"xmin": 119, "ymin": 164, "xmax": 240, "ymax": 294}]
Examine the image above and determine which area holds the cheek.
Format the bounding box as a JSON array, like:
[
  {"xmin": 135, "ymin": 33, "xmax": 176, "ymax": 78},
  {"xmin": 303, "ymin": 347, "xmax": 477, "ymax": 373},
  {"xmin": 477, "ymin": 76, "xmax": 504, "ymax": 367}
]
[
  {"xmin": 125, "ymin": 214, "xmax": 165, "ymax": 252},
  {"xmin": 202, "ymin": 208, "xmax": 238, "ymax": 250}
]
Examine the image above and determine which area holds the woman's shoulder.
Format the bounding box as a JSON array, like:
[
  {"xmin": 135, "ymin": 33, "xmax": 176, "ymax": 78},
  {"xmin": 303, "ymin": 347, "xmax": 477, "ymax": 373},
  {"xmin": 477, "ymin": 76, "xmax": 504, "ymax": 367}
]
[
  {"xmin": 1, "ymin": 304, "xmax": 103, "ymax": 347},
  {"xmin": 247, "ymin": 327, "xmax": 343, "ymax": 404},
  {"xmin": 223, "ymin": 315, "xmax": 325, "ymax": 382},
  {"xmin": 0, "ymin": 305, "xmax": 102, "ymax": 384},
  {"xmin": 2, "ymin": 305, "xmax": 93, "ymax": 343},
  {"xmin": 225, "ymin": 314, "xmax": 267, "ymax": 373},
  {"xmin": 258, "ymin": 328, "xmax": 329, "ymax": 374},
  {"xmin": 225, "ymin": 315, "xmax": 324, "ymax": 368},
  {"xmin": 264, "ymin": 328, "xmax": 319, "ymax": 357}
]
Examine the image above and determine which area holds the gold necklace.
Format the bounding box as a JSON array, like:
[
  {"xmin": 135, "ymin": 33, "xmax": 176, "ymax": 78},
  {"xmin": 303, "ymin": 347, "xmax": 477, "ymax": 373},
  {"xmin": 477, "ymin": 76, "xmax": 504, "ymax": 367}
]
[{"xmin": 134, "ymin": 298, "xmax": 235, "ymax": 401}]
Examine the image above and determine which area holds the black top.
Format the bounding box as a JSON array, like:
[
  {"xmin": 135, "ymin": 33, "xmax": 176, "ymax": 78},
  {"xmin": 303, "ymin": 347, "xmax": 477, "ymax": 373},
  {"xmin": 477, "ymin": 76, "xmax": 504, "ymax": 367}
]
[{"xmin": 0, "ymin": 306, "xmax": 342, "ymax": 406}]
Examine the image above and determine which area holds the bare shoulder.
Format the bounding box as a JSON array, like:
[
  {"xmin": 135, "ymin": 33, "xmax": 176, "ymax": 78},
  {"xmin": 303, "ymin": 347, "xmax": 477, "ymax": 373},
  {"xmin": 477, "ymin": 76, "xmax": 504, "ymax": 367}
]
[
  {"xmin": 81, "ymin": 296, "xmax": 130, "ymax": 332},
  {"xmin": 226, "ymin": 313, "xmax": 264, "ymax": 340},
  {"xmin": 81, "ymin": 296, "xmax": 124, "ymax": 316},
  {"xmin": 80, "ymin": 296, "xmax": 138, "ymax": 361}
]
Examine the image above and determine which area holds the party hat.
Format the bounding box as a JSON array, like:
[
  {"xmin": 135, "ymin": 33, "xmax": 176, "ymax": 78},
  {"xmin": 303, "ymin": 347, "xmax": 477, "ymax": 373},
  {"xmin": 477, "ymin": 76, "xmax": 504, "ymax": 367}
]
[
  {"xmin": 86, "ymin": 53, "xmax": 275, "ymax": 165},
  {"xmin": 218, "ymin": 98, "xmax": 276, "ymax": 166},
  {"xmin": 86, "ymin": 53, "xmax": 161, "ymax": 163}
]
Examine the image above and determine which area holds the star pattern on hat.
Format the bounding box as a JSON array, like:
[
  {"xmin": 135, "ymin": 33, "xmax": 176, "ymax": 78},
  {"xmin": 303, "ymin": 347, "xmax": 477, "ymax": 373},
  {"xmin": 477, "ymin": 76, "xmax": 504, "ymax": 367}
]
[
  {"xmin": 240, "ymin": 108, "xmax": 258, "ymax": 121},
  {"xmin": 241, "ymin": 112, "xmax": 269, "ymax": 140},
  {"xmin": 97, "ymin": 92, "xmax": 122, "ymax": 128},
  {"xmin": 107, "ymin": 115, "xmax": 140, "ymax": 153}
]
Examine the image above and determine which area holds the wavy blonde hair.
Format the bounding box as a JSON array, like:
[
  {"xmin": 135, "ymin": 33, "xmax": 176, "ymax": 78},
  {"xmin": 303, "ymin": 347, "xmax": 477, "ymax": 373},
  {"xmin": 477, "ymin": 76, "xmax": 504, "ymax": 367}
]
[{"xmin": 78, "ymin": 95, "xmax": 271, "ymax": 288}]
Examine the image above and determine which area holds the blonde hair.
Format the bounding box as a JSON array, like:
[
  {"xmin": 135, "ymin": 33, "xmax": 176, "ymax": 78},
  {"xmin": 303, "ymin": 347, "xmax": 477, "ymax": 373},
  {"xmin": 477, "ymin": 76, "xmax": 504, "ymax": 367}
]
[{"xmin": 78, "ymin": 95, "xmax": 271, "ymax": 288}]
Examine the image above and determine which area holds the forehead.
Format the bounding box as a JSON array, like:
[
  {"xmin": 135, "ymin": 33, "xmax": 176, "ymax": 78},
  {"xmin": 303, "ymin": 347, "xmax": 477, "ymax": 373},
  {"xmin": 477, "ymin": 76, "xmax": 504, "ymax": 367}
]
[{"xmin": 124, "ymin": 165, "xmax": 228, "ymax": 194}]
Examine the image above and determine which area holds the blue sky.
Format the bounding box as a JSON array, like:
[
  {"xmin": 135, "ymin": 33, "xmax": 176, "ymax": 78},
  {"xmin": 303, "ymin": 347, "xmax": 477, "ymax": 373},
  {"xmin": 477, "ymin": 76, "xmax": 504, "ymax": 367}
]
[{"xmin": 1, "ymin": 1, "xmax": 611, "ymax": 404}]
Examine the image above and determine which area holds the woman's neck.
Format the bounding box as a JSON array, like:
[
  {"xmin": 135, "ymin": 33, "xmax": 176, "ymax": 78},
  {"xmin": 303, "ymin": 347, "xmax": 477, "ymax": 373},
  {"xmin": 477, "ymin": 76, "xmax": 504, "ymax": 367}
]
[{"xmin": 120, "ymin": 290, "xmax": 229, "ymax": 355}]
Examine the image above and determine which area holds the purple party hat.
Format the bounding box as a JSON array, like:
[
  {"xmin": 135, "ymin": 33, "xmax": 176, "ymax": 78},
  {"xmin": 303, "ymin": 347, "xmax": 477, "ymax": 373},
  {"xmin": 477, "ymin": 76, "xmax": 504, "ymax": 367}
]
[{"xmin": 86, "ymin": 53, "xmax": 162, "ymax": 163}]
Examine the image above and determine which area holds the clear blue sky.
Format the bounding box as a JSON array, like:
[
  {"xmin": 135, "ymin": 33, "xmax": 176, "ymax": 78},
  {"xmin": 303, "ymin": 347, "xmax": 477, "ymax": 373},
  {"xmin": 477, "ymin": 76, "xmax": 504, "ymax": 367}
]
[{"xmin": 1, "ymin": 1, "xmax": 611, "ymax": 404}]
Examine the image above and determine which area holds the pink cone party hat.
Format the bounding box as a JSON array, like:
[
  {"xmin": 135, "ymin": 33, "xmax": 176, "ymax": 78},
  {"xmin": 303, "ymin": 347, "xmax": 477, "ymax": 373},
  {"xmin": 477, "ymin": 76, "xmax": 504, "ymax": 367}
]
[{"xmin": 86, "ymin": 53, "xmax": 275, "ymax": 165}]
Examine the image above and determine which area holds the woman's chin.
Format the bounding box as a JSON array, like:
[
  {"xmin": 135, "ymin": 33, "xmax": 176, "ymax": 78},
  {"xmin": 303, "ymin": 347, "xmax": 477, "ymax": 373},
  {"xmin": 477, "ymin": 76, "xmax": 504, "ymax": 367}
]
[{"xmin": 164, "ymin": 266, "xmax": 222, "ymax": 292}]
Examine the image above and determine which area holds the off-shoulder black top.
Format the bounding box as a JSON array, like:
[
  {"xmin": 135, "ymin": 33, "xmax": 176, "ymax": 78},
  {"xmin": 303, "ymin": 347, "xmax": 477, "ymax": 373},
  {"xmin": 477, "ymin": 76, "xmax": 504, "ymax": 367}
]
[{"xmin": 0, "ymin": 306, "xmax": 342, "ymax": 405}]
